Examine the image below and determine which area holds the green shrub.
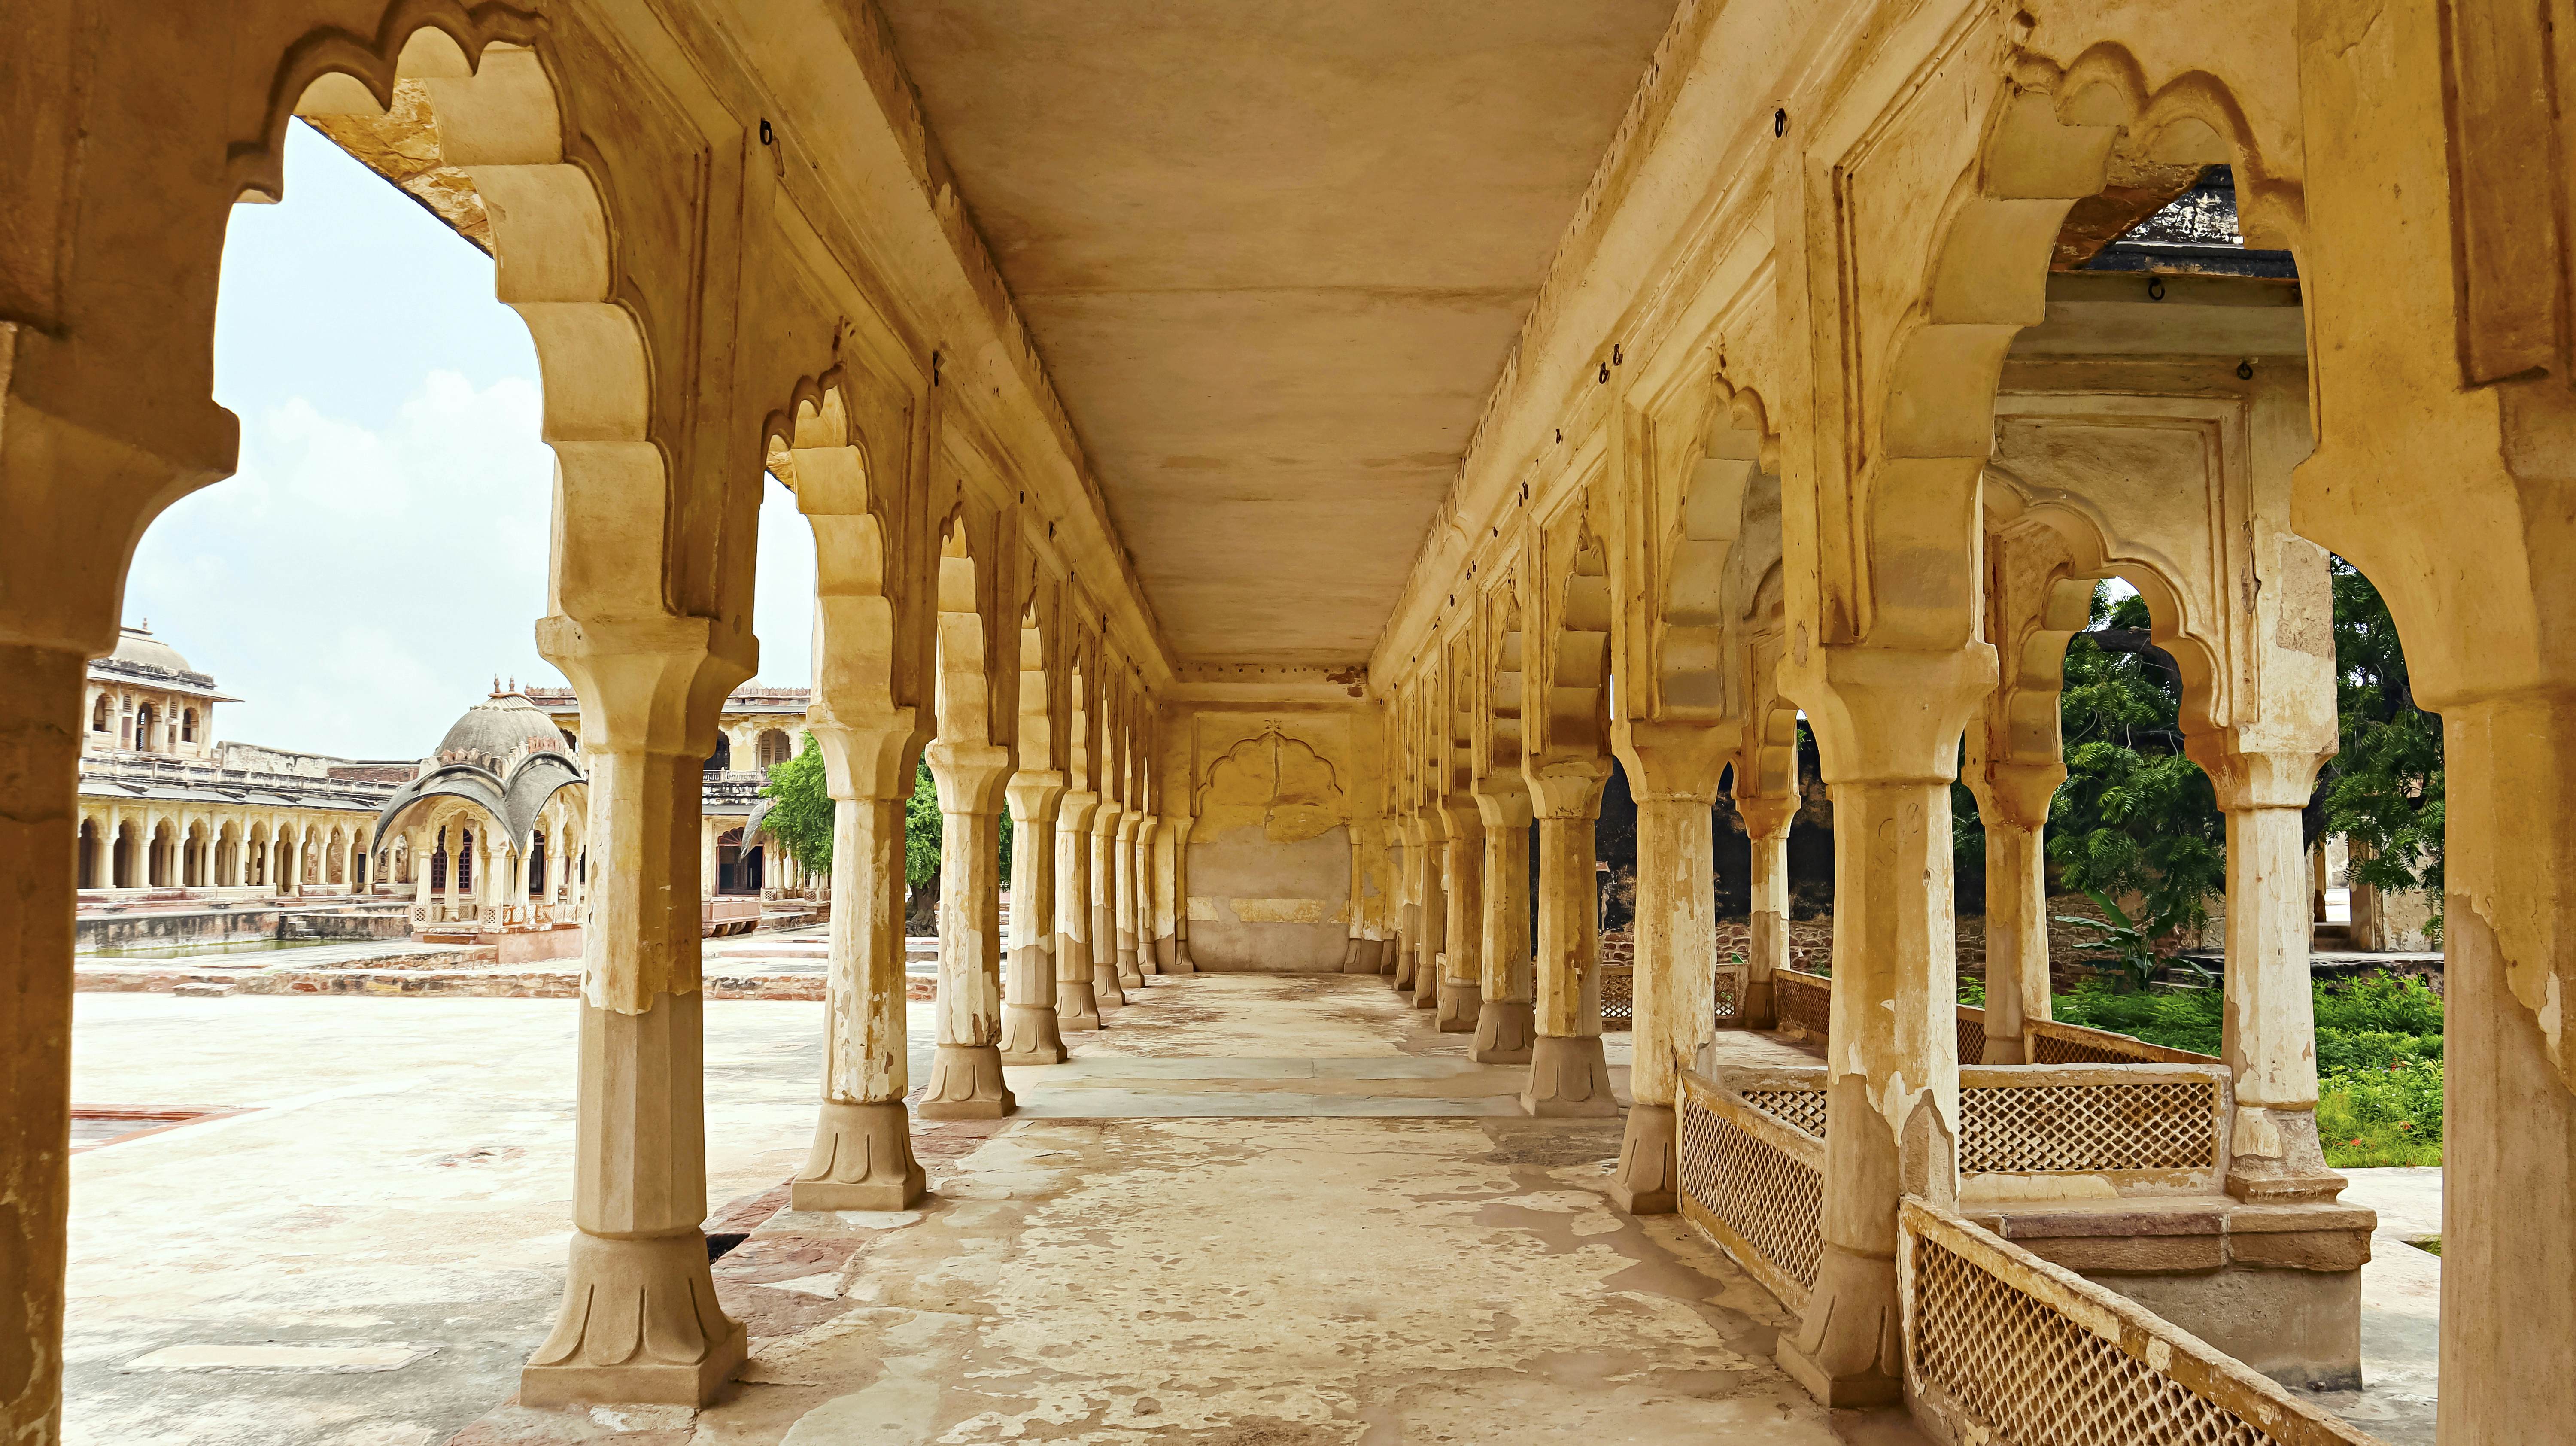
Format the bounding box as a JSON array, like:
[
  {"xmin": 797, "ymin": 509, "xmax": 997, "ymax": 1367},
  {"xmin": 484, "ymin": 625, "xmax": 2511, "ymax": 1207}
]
[
  {"xmin": 2051, "ymin": 981, "xmax": 2224, "ymax": 1057},
  {"xmin": 2318, "ymin": 1055, "xmax": 2444, "ymax": 1167}
]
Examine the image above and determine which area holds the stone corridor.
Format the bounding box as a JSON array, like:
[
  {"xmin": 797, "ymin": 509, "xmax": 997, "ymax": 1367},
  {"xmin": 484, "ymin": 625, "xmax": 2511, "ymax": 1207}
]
[{"xmin": 69, "ymin": 977, "xmax": 1914, "ymax": 1445}]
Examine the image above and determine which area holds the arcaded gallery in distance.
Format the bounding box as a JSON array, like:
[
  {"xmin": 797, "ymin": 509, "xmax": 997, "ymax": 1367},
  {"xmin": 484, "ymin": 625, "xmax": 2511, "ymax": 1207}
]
[{"xmin": 0, "ymin": 2, "xmax": 2546, "ymax": 1443}]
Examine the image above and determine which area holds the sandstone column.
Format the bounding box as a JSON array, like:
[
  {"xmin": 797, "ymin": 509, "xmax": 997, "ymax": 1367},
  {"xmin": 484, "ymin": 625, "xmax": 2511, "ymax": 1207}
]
[
  {"xmin": 1000, "ymin": 772, "xmax": 1068, "ymax": 1064},
  {"xmin": 920, "ymin": 742, "xmax": 1014, "ymax": 1118},
  {"xmin": 1966, "ymin": 762, "xmax": 2057, "ymax": 1063},
  {"xmin": 1411, "ymin": 806, "xmax": 1447, "ymax": 1012},
  {"xmin": 1470, "ymin": 791, "xmax": 1535, "ymax": 1063},
  {"xmin": 1055, "ymin": 790, "xmax": 1103, "ymax": 1028},
  {"xmin": 1157, "ymin": 815, "xmax": 1196, "ymax": 973},
  {"xmin": 2203, "ymin": 755, "xmax": 2341, "ymax": 1201},
  {"xmin": 1735, "ymin": 793, "xmax": 1795, "ymax": 1030},
  {"xmin": 1610, "ymin": 726, "xmax": 1732, "ymax": 1212},
  {"xmin": 0, "ymin": 643, "xmax": 83, "ymax": 1437},
  {"xmin": 790, "ymin": 720, "xmax": 926, "ymax": 1211},
  {"xmin": 519, "ymin": 622, "xmax": 748, "ymax": 1408},
  {"xmin": 412, "ymin": 830, "xmax": 434, "ymax": 914},
  {"xmin": 1401, "ymin": 820, "xmax": 1422, "ymax": 984},
  {"xmin": 1435, "ymin": 801, "xmax": 1483, "ymax": 1030},
  {"xmin": 1090, "ymin": 799, "xmax": 1127, "ymax": 1007},
  {"xmin": 1774, "ymin": 647, "xmax": 1989, "ymax": 1407},
  {"xmin": 1521, "ymin": 765, "xmax": 1614, "ymax": 1114},
  {"xmin": 698, "ymin": 814, "xmax": 717, "ymax": 902},
  {"xmin": 1114, "ymin": 810, "xmax": 1145, "ymax": 988}
]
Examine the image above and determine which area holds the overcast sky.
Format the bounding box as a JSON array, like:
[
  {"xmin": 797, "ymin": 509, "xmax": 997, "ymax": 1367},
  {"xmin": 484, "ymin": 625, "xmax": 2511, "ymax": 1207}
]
[{"xmin": 126, "ymin": 120, "xmax": 817, "ymax": 762}]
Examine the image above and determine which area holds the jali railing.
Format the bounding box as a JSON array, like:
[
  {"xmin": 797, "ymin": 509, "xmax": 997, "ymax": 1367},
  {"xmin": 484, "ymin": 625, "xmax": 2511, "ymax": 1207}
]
[
  {"xmin": 1598, "ymin": 963, "xmax": 1740, "ymax": 1031},
  {"xmin": 1768, "ymin": 967, "xmax": 2220, "ymax": 1069},
  {"xmin": 1900, "ymin": 1198, "xmax": 2386, "ymax": 1446},
  {"xmin": 1677, "ymin": 1067, "xmax": 1823, "ymax": 1313}
]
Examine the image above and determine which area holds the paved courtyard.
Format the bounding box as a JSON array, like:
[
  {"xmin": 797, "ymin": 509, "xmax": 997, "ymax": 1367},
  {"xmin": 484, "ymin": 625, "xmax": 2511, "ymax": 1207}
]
[{"xmin": 65, "ymin": 972, "xmax": 2437, "ymax": 1444}]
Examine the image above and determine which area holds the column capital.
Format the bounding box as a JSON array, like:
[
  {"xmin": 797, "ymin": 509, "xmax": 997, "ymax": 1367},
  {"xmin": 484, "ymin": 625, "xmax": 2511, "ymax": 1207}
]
[
  {"xmin": 1783, "ymin": 642, "xmax": 1996, "ymax": 785},
  {"xmin": 1524, "ymin": 757, "xmax": 1612, "ymax": 820},
  {"xmin": 1964, "ymin": 758, "xmax": 2063, "ymax": 830},
  {"xmin": 926, "ymin": 739, "xmax": 1013, "ymax": 813},
  {"xmin": 1005, "ymin": 771, "xmax": 1068, "ymax": 822},
  {"xmin": 1091, "ymin": 798, "xmax": 1126, "ymax": 834},
  {"xmin": 535, "ymin": 614, "xmax": 754, "ymax": 757},
  {"xmin": 1435, "ymin": 795, "xmax": 1485, "ymax": 835},
  {"xmin": 1612, "ymin": 717, "xmax": 1740, "ymax": 803},
  {"xmin": 810, "ymin": 708, "xmax": 928, "ymax": 801},
  {"xmin": 1057, "ymin": 789, "xmax": 1101, "ymax": 830},
  {"xmin": 1472, "ymin": 770, "xmax": 1534, "ymax": 828},
  {"xmin": 1734, "ymin": 788, "xmax": 1799, "ymax": 842},
  {"xmin": 2187, "ymin": 738, "xmax": 2330, "ymax": 811}
]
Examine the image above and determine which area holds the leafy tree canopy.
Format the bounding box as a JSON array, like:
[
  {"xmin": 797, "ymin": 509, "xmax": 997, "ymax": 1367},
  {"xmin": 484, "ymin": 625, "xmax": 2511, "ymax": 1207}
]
[
  {"xmin": 2320, "ymin": 557, "xmax": 2443, "ymax": 933},
  {"xmin": 2046, "ymin": 587, "xmax": 2226, "ymax": 946},
  {"xmin": 759, "ymin": 735, "xmax": 835, "ymax": 874}
]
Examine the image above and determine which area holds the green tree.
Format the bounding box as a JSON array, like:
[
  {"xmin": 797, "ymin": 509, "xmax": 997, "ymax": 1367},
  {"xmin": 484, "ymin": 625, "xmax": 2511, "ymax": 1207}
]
[
  {"xmin": 2320, "ymin": 558, "xmax": 2443, "ymax": 935},
  {"xmin": 2046, "ymin": 586, "xmax": 2227, "ymax": 951},
  {"xmin": 759, "ymin": 735, "xmax": 836, "ymax": 874},
  {"xmin": 901, "ymin": 759, "xmax": 1013, "ymax": 931}
]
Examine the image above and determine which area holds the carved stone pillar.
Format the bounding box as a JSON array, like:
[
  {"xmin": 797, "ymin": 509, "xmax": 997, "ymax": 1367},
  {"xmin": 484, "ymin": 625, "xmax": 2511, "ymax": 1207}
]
[
  {"xmin": 920, "ymin": 742, "xmax": 1014, "ymax": 1118},
  {"xmin": 1090, "ymin": 800, "xmax": 1127, "ymax": 1008},
  {"xmin": 2200, "ymin": 751, "xmax": 2341, "ymax": 1203},
  {"xmin": 1000, "ymin": 772, "xmax": 1068, "ymax": 1064},
  {"xmin": 519, "ymin": 620, "xmax": 750, "ymax": 1408},
  {"xmin": 1391, "ymin": 820, "xmax": 1419, "ymax": 990},
  {"xmin": 1435, "ymin": 801, "xmax": 1482, "ymax": 1030},
  {"xmin": 1115, "ymin": 810, "xmax": 1146, "ymax": 987},
  {"xmin": 1774, "ymin": 645, "xmax": 1990, "ymax": 1408},
  {"xmin": 1055, "ymin": 791, "xmax": 1103, "ymax": 1028},
  {"xmin": 1521, "ymin": 765, "xmax": 1614, "ymax": 1115},
  {"xmin": 790, "ymin": 719, "xmax": 925, "ymax": 1212},
  {"xmin": 1966, "ymin": 762, "xmax": 2058, "ymax": 1063},
  {"xmin": 1609, "ymin": 723, "xmax": 1732, "ymax": 1213},
  {"xmin": 1411, "ymin": 806, "xmax": 1446, "ymax": 1011},
  {"xmin": 1735, "ymin": 793, "xmax": 1795, "ymax": 1030},
  {"xmin": 1470, "ymin": 789, "xmax": 1536, "ymax": 1063},
  {"xmin": 1158, "ymin": 814, "xmax": 1197, "ymax": 973}
]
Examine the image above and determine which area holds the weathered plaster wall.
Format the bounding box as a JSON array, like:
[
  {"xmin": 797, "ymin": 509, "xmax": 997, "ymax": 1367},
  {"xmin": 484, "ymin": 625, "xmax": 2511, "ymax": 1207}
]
[{"xmin": 1179, "ymin": 705, "xmax": 1374, "ymax": 972}]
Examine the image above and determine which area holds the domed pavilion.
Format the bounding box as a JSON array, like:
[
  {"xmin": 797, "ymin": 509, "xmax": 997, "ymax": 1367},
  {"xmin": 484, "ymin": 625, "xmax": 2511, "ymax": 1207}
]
[{"xmin": 370, "ymin": 683, "xmax": 589, "ymax": 950}]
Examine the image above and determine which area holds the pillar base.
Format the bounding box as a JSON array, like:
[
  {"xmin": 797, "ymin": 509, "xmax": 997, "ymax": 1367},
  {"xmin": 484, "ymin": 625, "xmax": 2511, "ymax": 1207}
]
[
  {"xmin": 1410, "ymin": 965, "xmax": 1438, "ymax": 1009},
  {"xmin": 520, "ymin": 1232, "xmax": 748, "ymax": 1408},
  {"xmin": 999, "ymin": 1003, "xmax": 1069, "ymax": 1066},
  {"xmin": 1343, "ymin": 939, "xmax": 1381, "ymax": 975},
  {"xmin": 1609, "ymin": 1101, "xmax": 1678, "ymax": 1214},
  {"xmin": 1093, "ymin": 963, "xmax": 1127, "ymax": 1008},
  {"xmin": 1470, "ymin": 999, "xmax": 1535, "ymax": 1064},
  {"xmin": 792, "ymin": 1098, "xmax": 927, "ymax": 1211},
  {"xmin": 1176, "ymin": 940, "xmax": 1199, "ymax": 971},
  {"xmin": 1057, "ymin": 980, "xmax": 1103, "ymax": 1030},
  {"xmin": 919, "ymin": 1043, "xmax": 1017, "ymax": 1120},
  {"xmin": 1116, "ymin": 943, "xmax": 1144, "ymax": 989},
  {"xmin": 1774, "ymin": 1245, "xmax": 1904, "ymax": 1407},
  {"xmin": 1154, "ymin": 935, "xmax": 1193, "ymax": 974},
  {"xmin": 1735, "ymin": 978, "xmax": 1776, "ymax": 1032},
  {"xmin": 1520, "ymin": 1033, "xmax": 1618, "ymax": 1116},
  {"xmin": 2224, "ymin": 1106, "xmax": 2348, "ymax": 1203},
  {"xmin": 1979, "ymin": 1032, "xmax": 2029, "ymax": 1065},
  {"xmin": 1434, "ymin": 979, "xmax": 1480, "ymax": 1032}
]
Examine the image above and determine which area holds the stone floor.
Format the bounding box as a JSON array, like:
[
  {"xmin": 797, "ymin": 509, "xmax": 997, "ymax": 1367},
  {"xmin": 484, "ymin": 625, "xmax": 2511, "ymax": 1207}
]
[
  {"xmin": 64, "ymin": 971, "xmax": 2435, "ymax": 1444},
  {"xmin": 67, "ymin": 973, "xmax": 1931, "ymax": 1444}
]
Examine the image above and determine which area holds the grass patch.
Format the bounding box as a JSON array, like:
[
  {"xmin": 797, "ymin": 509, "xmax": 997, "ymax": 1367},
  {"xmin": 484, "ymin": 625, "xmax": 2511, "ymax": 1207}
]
[{"xmin": 2046, "ymin": 972, "xmax": 2445, "ymax": 1171}]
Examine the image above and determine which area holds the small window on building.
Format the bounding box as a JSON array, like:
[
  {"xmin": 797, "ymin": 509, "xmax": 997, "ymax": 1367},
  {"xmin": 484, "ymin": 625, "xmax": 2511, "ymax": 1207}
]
[
  {"xmin": 91, "ymin": 696, "xmax": 110, "ymax": 732},
  {"xmin": 757, "ymin": 729, "xmax": 791, "ymax": 769},
  {"xmin": 181, "ymin": 709, "xmax": 197, "ymax": 743}
]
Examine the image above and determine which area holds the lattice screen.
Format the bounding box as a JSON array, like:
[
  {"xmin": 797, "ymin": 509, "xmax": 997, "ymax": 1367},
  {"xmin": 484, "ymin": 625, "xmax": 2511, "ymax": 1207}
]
[
  {"xmin": 1679, "ymin": 1095, "xmax": 1823, "ymax": 1296},
  {"xmin": 1741, "ymin": 1087, "xmax": 1828, "ymax": 1139},
  {"xmin": 1776, "ymin": 973, "xmax": 1831, "ymax": 1039},
  {"xmin": 1957, "ymin": 1010, "xmax": 1989, "ymax": 1066},
  {"xmin": 1600, "ymin": 964, "xmax": 1634, "ymax": 1027},
  {"xmin": 1911, "ymin": 1233, "xmax": 2298, "ymax": 1446},
  {"xmin": 2034, "ymin": 1030, "xmax": 2162, "ymax": 1066},
  {"xmin": 1960, "ymin": 1080, "xmax": 2220, "ymax": 1173}
]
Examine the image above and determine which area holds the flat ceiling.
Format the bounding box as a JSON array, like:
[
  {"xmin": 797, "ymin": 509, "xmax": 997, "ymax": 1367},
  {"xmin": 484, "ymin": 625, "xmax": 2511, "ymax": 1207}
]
[{"xmin": 876, "ymin": 1, "xmax": 1678, "ymax": 665}]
